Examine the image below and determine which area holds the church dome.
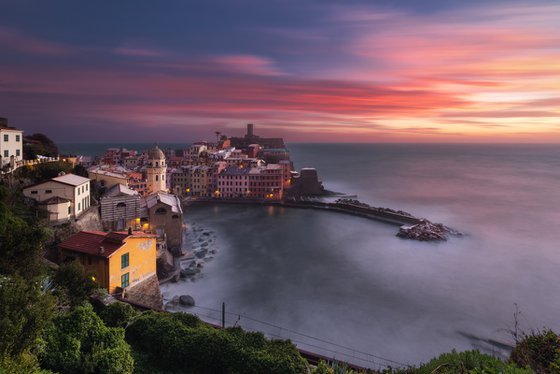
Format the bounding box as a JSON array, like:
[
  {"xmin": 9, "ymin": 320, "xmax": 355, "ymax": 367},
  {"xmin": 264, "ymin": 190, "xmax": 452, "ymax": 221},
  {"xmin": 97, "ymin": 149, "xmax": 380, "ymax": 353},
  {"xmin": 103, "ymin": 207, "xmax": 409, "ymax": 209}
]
[{"xmin": 148, "ymin": 145, "xmax": 165, "ymax": 160}]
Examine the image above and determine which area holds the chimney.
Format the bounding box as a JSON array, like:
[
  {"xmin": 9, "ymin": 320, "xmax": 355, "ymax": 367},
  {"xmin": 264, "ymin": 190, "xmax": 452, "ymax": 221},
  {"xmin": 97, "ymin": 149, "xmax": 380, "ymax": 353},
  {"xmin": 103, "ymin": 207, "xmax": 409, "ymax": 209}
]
[{"xmin": 99, "ymin": 246, "xmax": 105, "ymax": 254}]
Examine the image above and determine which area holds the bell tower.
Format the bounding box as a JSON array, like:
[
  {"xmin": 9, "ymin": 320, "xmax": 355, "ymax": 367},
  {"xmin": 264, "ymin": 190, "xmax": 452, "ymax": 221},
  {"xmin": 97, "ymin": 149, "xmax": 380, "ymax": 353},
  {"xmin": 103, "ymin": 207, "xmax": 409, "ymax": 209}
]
[{"xmin": 146, "ymin": 145, "xmax": 167, "ymax": 194}]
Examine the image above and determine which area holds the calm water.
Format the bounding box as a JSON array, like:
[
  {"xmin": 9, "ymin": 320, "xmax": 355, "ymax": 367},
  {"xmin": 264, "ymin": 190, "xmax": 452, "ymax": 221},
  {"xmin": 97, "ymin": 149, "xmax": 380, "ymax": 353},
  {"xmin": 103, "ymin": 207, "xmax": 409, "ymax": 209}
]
[
  {"xmin": 160, "ymin": 143, "xmax": 560, "ymax": 368},
  {"xmin": 65, "ymin": 142, "xmax": 560, "ymax": 368}
]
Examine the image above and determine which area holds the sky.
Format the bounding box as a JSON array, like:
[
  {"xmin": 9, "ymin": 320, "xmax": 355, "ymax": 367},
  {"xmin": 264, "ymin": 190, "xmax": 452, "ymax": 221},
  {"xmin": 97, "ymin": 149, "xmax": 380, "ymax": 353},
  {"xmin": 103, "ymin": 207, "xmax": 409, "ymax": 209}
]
[{"xmin": 0, "ymin": 0, "xmax": 559, "ymax": 143}]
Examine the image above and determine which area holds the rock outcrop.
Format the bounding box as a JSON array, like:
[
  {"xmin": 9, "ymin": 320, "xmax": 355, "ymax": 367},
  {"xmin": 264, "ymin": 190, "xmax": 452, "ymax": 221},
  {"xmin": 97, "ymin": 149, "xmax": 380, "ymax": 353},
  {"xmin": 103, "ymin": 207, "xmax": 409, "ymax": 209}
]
[{"xmin": 397, "ymin": 220, "xmax": 462, "ymax": 241}]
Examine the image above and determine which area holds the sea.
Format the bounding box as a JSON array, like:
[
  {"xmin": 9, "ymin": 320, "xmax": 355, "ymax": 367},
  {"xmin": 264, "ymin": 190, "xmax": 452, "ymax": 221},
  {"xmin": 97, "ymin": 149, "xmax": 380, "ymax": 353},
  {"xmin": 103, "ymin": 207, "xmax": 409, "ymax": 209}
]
[{"xmin": 60, "ymin": 142, "xmax": 560, "ymax": 369}]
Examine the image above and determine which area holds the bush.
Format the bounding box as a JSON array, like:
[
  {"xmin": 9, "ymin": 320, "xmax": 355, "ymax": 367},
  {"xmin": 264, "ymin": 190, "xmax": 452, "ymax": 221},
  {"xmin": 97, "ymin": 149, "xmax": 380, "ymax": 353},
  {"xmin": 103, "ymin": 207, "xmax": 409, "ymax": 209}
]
[
  {"xmin": 395, "ymin": 350, "xmax": 531, "ymax": 374},
  {"xmin": 53, "ymin": 260, "xmax": 97, "ymax": 307},
  {"xmin": 126, "ymin": 311, "xmax": 308, "ymax": 374},
  {"xmin": 99, "ymin": 301, "xmax": 138, "ymax": 328},
  {"xmin": 510, "ymin": 329, "xmax": 560, "ymax": 373},
  {"xmin": 40, "ymin": 304, "xmax": 134, "ymax": 374}
]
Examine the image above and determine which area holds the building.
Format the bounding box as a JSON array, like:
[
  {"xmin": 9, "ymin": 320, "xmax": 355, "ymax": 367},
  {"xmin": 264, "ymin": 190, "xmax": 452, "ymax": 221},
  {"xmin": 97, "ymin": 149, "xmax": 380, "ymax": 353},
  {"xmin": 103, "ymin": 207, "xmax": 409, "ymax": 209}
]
[
  {"xmin": 144, "ymin": 192, "xmax": 183, "ymax": 254},
  {"xmin": 287, "ymin": 168, "xmax": 326, "ymax": 196},
  {"xmin": 88, "ymin": 165, "xmax": 130, "ymax": 188},
  {"xmin": 23, "ymin": 173, "xmax": 91, "ymax": 221},
  {"xmin": 217, "ymin": 165, "xmax": 250, "ymax": 198},
  {"xmin": 248, "ymin": 164, "xmax": 284, "ymax": 200},
  {"xmin": 146, "ymin": 145, "xmax": 167, "ymax": 194},
  {"xmin": 229, "ymin": 123, "xmax": 286, "ymax": 150},
  {"xmin": 88, "ymin": 165, "xmax": 147, "ymax": 195},
  {"xmin": 0, "ymin": 118, "xmax": 23, "ymax": 168},
  {"xmin": 37, "ymin": 196, "xmax": 72, "ymax": 225},
  {"xmin": 100, "ymin": 184, "xmax": 142, "ymax": 231},
  {"xmin": 57, "ymin": 230, "xmax": 156, "ymax": 294}
]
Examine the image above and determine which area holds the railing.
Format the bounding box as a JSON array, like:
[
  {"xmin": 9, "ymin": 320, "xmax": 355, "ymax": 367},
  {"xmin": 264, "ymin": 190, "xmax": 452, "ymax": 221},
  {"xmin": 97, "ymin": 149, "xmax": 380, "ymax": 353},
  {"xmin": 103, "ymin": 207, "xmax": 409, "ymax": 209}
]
[{"xmin": 1, "ymin": 156, "xmax": 60, "ymax": 175}]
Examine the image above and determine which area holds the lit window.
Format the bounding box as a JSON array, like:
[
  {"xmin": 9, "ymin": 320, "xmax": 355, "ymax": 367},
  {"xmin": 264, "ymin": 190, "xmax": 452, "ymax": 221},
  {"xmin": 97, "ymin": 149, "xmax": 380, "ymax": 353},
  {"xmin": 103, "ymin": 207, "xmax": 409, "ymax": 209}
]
[
  {"xmin": 121, "ymin": 272, "xmax": 129, "ymax": 288},
  {"xmin": 121, "ymin": 253, "xmax": 129, "ymax": 269}
]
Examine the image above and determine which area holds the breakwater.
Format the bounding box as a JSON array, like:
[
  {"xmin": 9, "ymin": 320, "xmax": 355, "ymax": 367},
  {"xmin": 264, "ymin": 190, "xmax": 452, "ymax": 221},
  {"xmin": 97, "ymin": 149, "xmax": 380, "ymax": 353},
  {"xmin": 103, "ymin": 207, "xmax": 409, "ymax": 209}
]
[{"xmin": 184, "ymin": 198, "xmax": 460, "ymax": 241}]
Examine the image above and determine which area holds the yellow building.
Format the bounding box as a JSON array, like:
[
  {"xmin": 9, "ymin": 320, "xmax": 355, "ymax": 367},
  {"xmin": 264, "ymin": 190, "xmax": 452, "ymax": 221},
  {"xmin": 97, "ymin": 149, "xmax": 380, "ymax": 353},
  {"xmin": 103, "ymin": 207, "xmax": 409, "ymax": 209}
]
[{"xmin": 58, "ymin": 230, "xmax": 156, "ymax": 294}]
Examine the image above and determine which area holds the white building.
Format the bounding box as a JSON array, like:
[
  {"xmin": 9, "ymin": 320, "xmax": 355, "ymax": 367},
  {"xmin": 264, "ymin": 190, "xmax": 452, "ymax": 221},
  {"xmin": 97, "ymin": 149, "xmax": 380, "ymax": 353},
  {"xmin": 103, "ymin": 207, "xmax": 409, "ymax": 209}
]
[
  {"xmin": 23, "ymin": 173, "xmax": 91, "ymax": 223},
  {"xmin": 146, "ymin": 145, "xmax": 167, "ymax": 194},
  {"xmin": 0, "ymin": 118, "xmax": 23, "ymax": 168}
]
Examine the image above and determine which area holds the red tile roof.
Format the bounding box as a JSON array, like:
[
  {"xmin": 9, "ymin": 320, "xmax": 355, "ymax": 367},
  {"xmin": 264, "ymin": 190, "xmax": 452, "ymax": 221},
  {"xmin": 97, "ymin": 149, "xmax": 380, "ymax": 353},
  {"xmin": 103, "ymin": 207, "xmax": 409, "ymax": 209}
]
[
  {"xmin": 58, "ymin": 230, "xmax": 156, "ymax": 258},
  {"xmin": 59, "ymin": 231, "xmax": 123, "ymax": 258}
]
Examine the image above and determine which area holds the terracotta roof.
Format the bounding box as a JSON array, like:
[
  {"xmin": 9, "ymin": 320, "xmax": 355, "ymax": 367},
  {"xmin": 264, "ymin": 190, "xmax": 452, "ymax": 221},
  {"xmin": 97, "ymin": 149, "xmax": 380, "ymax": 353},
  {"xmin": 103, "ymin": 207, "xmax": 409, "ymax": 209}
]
[{"xmin": 58, "ymin": 231, "xmax": 155, "ymax": 258}]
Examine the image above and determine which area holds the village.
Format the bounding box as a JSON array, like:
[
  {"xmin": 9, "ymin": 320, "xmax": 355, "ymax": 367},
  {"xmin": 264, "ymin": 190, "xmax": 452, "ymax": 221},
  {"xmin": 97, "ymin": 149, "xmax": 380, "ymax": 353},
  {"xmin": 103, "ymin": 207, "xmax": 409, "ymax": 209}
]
[{"xmin": 2, "ymin": 119, "xmax": 327, "ymax": 309}]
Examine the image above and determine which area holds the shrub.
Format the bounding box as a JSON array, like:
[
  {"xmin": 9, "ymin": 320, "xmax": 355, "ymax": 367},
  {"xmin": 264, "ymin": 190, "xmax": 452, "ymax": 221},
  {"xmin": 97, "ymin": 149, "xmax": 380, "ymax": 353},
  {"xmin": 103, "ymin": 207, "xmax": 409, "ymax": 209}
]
[
  {"xmin": 40, "ymin": 304, "xmax": 134, "ymax": 374},
  {"xmin": 510, "ymin": 329, "xmax": 560, "ymax": 373},
  {"xmin": 395, "ymin": 350, "xmax": 532, "ymax": 374},
  {"xmin": 126, "ymin": 311, "xmax": 308, "ymax": 374},
  {"xmin": 99, "ymin": 301, "xmax": 138, "ymax": 328}
]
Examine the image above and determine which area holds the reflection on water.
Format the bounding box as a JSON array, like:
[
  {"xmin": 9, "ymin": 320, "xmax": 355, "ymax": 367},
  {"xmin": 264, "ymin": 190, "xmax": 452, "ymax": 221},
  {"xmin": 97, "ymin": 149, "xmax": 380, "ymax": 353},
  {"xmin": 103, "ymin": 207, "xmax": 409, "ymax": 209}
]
[{"xmin": 161, "ymin": 144, "xmax": 560, "ymax": 367}]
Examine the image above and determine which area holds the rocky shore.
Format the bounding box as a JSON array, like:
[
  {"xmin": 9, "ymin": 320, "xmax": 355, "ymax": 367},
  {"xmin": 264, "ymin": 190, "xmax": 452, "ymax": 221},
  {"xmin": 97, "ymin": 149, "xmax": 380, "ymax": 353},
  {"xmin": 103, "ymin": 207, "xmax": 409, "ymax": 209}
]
[{"xmin": 162, "ymin": 221, "xmax": 219, "ymax": 310}]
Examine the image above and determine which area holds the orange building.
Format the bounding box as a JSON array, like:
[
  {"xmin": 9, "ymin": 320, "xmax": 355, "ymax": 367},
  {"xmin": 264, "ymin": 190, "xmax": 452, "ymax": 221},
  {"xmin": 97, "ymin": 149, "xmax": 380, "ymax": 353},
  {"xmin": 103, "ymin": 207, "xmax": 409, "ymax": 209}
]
[{"xmin": 58, "ymin": 230, "xmax": 156, "ymax": 294}]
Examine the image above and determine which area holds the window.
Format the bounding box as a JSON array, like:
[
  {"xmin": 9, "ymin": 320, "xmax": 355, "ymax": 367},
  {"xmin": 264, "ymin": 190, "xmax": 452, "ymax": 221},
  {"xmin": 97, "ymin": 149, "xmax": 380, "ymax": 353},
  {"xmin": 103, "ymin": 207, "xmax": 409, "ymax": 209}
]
[
  {"xmin": 68, "ymin": 206, "xmax": 71, "ymax": 214},
  {"xmin": 15, "ymin": 135, "xmax": 20, "ymax": 142},
  {"xmin": 121, "ymin": 253, "xmax": 129, "ymax": 269},
  {"xmin": 3, "ymin": 134, "xmax": 7, "ymax": 142},
  {"xmin": 116, "ymin": 202, "xmax": 126, "ymax": 208},
  {"xmin": 155, "ymin": 207, "xmax": 166, "ymax": 215},
  {"xmin": 46, "ymin": 190, "xmax": 52, "ymax": 194},
  {"xmin": 78, "ymin": 202, "xmax": 81, "ymax": 211},
  {"xmin": 16, "ymin": 149, "xmax": 20, "ymax": 157},
  {"xmin": 3, "ymin": 150, "xmax": 7, "ymax": 157},
  {"xmin": 86, "ymin": 184, "xmax": 88, "ymax": 191},
  {"xmin": 31, "ymin": 190, "xmax": 38, "ymax": 194},
  {"xmin": 121, "ymin": 272, "xmax": 129, "ymax": 288},
  {"xmin": 77, "ymin": 188, "xmax": 80, "ymax": 195},
  {"xmin": 155, "ymin": 175, "xmax": 159, "ymax": 181}
]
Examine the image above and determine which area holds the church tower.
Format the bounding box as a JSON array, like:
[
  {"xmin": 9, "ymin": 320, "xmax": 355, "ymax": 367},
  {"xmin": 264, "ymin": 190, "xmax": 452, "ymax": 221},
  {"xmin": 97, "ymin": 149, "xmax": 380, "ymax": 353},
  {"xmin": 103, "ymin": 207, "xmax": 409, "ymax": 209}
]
[{"xmin": 146, "ymin": 145, "xmax": 167, "ymax": 194}]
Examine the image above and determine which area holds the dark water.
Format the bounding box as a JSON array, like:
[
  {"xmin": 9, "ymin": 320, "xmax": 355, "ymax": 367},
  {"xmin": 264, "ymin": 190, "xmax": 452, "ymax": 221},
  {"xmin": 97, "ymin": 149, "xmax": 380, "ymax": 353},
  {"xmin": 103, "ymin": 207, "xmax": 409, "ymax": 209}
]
[
  {"xmin": 67, "ymin": 141, "xmax": 560, "ymax": 368},
  {"xmin": 159, "ymin": 143, "xmax": 560, "ymax": 368}
]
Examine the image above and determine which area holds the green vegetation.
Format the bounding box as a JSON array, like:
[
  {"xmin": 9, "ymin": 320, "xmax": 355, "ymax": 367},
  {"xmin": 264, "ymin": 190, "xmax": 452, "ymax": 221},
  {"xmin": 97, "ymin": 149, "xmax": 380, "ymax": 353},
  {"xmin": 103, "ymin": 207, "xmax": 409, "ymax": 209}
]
[
  {"xmin": 40, "ymin": 304, "xmax": 134, "ymax": 374},
  {"xmin": 16, "ymin": 160, "xmax": 76, "ymax": 183},
  {"xmin": 126, "ymin": 311, "xmax": 309, "ymax": 374},
  {"xmin": 510, "ymin": 330, "xmax": 560, "ymax": 373},
  {"xmin": 392, "ymin": 350, "xmax": 532, "ymax": 374},
  {"xmin": 53, "ymin": 260, "xmax": 98, "ymax": 307},
  {"xmin": 23, "ymin": 133, "xmax": 59, "ymax": 159}
]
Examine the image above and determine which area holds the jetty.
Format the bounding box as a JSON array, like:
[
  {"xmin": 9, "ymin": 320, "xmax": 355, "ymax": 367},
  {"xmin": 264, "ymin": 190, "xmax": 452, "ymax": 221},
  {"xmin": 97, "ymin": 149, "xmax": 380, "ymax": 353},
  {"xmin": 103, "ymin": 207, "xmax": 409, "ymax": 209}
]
[{"xmin": 184, "ymin": 197, "xmax": 461, "ymax": 241}]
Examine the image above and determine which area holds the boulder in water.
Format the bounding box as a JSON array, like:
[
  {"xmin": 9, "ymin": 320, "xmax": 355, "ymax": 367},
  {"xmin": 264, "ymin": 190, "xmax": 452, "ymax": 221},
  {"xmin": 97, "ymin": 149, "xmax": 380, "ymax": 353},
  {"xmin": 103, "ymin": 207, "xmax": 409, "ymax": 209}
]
[{"xmin": 179, "ymin": 295, "xmax": 195, "ymax": 307}]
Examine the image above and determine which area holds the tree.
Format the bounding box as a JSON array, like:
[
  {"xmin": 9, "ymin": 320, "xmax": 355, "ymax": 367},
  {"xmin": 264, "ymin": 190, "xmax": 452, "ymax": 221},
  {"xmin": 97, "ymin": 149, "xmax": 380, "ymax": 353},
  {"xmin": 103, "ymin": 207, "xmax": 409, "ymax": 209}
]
[
  {"xmin": 53, "ymin": 261, "xmax": 97, "ymax": 307},
  {"xmin": 23, "ymin": 134, "xmax": 59, "ymax": 159},
  {"xmin": 0, "ymin": 185, "xmax": 49, "ymax": 278},
  {"xmin": 0, "ymin": 276, "xmax": 56, "ymax": 372},
  {"xmin": 99, "ymin": 301, "xmax": 138, "ymax": 328},
  {"xmin": 40, "ymin": 304, "xmax": 134, "ymax": 374}
]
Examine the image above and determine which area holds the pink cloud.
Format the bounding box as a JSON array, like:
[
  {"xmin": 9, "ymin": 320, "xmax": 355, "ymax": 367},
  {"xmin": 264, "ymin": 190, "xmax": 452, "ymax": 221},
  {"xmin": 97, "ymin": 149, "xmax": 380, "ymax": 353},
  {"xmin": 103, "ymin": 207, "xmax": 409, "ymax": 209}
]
[{"xmin": 212, "ymin": 54, "xmax": 286, "ymax": 76}]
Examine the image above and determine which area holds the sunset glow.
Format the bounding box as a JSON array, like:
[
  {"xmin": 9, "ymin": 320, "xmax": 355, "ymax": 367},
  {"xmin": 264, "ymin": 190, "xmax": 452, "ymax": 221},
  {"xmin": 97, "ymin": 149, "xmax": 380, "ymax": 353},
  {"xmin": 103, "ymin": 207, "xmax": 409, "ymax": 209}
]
[{"xmin": 0, "ymin": 1, "xmax": 559, "ymax": 142}]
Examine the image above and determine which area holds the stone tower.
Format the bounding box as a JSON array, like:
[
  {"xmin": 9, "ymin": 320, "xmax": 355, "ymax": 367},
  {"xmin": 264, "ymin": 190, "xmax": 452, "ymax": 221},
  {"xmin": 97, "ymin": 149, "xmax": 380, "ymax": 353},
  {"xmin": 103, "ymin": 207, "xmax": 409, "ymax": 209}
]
[{"xmin": 146, "ymin": 145, "xmax": 167, "ymax": 194}]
